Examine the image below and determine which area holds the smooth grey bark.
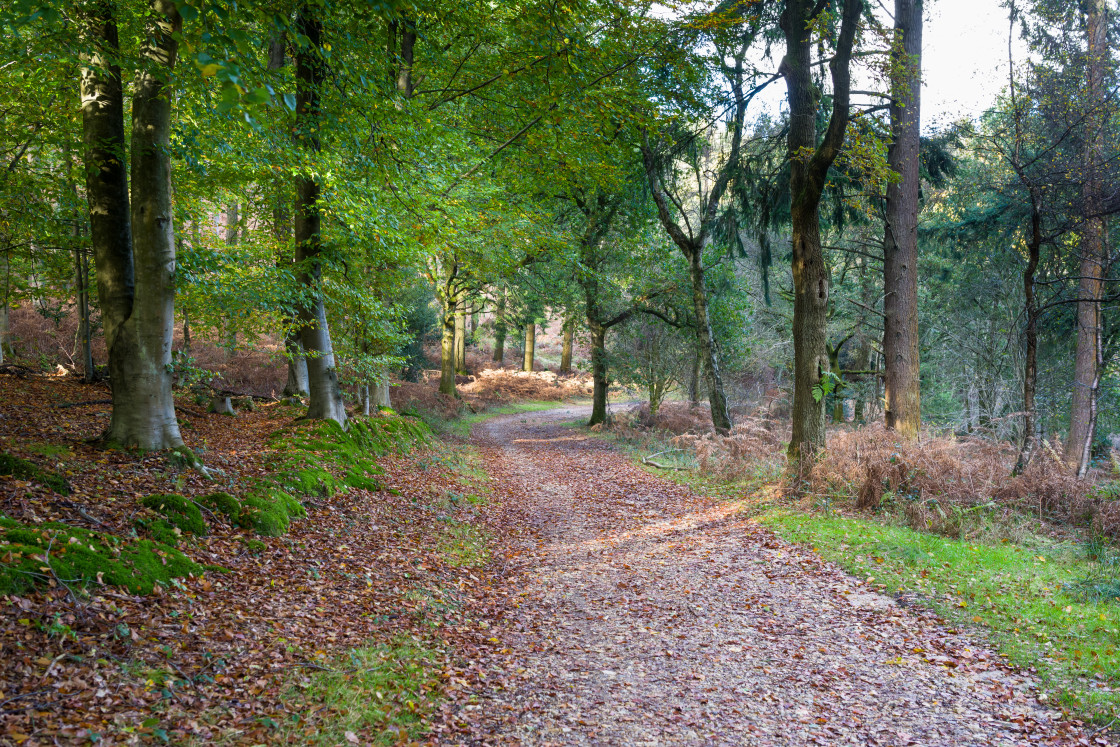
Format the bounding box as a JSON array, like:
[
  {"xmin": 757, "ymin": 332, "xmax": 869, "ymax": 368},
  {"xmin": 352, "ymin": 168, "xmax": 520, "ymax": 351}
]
[
  {"xmin": 294, "ymin": 3, "xmax": 346, "ymax": 424},
  {"xmin": 882, "ymin": 0, "xmax": 922, "ymax": 439},
  {"xmin": 121, "ymin": 0, "xmax": 185, "ymax": 449},
  {"xmin": 81, "ymin": 0, "xmax": 184, "ymax": 449}
]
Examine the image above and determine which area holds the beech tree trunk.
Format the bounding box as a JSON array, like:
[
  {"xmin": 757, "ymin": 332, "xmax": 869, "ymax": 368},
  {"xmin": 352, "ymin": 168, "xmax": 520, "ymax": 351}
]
[
  {"xmin": 372, "ymin": 379, "xmax": 391, "ymax": 409},
  {"xmin": 883, "ymin": 0, "xmax": 922, "ymax": 440},
  {"xmin": 454, "ymin": 297, "xmax": 467, "ymax": 374},
  {"xmin": 75, "ymin": 246, "xmax": 94, "ymax": 381},
  {"xmin": 688, "ymin": 349, "xmax": 701, "ymax": 406},
  {"xmin": 688, "ymin": 249, "xmax": 731, "ymax": 433},
  {"xmin": 560, "ymin": 317, "xmax": 574, "ymax": 374},
  {"xmin": 781, "ymin": 0, "xmax": 861, "ymax": 466},
  {"xmin": 81, "ymin": 0, "xmax": 185, "ymax": 449},
  {"xmin": 1066, "ymin": 0, "xmax": 1108, "ymax": 475},
  {"xmin": 588, "ymin": 321, "xmax": 608, "ymax": 426},
  {"xmin": 523, "ymin": 322, "xmax": 535, "ymax": 372},
  {"xmin": 294, "ymin": 4, "xmax": 346, "ymax": 424}
]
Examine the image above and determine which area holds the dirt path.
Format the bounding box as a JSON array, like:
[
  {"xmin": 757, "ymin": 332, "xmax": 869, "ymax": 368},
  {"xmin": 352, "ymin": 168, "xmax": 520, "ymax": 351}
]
[{"xmin": 460, "ymin": 407, "xmax": 1105, "ymax": 746}]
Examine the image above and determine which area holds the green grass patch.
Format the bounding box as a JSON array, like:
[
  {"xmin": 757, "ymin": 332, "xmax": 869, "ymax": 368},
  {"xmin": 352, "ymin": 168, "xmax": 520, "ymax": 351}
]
[
  {"xmin": 281, "ymin": 639, "xmax": 443, "ymax": 745},
  {"xmin": 0, "ymin": 516, "xmax": 202, "ymax": 595},
  {"xmin": 437, "ymin": 520, "xmax": 489, "ymax": 567},
  {"xmin": 0, "ymin": 452, "xmax": 71, "ymax": 495},
  {"xmin": 759, "ymin": 510, "xmax": 1120, "ymax": 724}
]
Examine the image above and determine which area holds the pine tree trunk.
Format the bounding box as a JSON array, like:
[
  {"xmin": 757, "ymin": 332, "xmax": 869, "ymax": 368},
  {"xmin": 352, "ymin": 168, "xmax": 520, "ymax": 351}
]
[
  {"xmin": 523, "ymin": 322, "xmax": 535, "ymax": 372},
  {"xmin": 454, "ymin": 297, "xmax": 467, "ymax": 374},
  {"xmin": 439, "ymin": 301, "xmax": 457, "ymax": 396},
  {"xmin": 882, "ymin": 0, "xmax": 922, "ymax": 440},
  {"xmin": 294, "ymin": 4, "xmax": 346, "ymax": 424},
  {"xmin": 688, "ymin": 249, "xmax": 731, "ymax": 433},
  {"xmin": 1066, "ymin": 0, "xmax": 1108, "ymax": 475},
  {"xmin": 1015, "ymin": 207, "xmax": 1041, "ymax": 475},
  {"xmin": 588, "ymin": 322, "xmax": 608, "ymax": 426},
  {"xmin": 781, "ymin": 0, "xmax": 860, "ymax": 467},
  {"xmin": 560, "ymin": 317, "xmax": 574, "ymax": 374}
]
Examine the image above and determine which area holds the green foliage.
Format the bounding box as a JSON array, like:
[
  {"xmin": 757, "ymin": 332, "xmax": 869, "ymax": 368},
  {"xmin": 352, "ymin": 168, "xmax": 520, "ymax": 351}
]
[
  {"xmin": 139, "ymin": 494, "xmax": 208, "ymax": 537},
  {"xmin": 0, "ymin": 518, "xmax": 202, "ymax": 595},
  {"xmin": 0, "ymin": 452, "xmax": 71, "ymax": 495},
  {"xmin": 811, "ymin": 371, "xmax": 843, "ymax": 404}
]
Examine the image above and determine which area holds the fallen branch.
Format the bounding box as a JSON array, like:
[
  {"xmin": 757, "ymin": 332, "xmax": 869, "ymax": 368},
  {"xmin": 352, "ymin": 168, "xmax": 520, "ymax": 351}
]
[{"xmin": 642, "ymin": 449, "xmax": 695, "ymax": 471}]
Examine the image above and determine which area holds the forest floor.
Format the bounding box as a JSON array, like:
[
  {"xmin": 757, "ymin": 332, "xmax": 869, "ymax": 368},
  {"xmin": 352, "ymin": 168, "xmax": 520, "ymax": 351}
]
[
  {"xmin": 443, "ymin": 406, "xmax": 1110, "ymax": 746},
  {"xmin": 0, "ymin": 375, "xmax": 1114, "ymax": 745}
]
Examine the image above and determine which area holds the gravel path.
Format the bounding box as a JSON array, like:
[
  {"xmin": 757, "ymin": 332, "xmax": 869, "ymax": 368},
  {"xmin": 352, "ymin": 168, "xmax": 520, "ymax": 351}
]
[{"xmin": 460, "ymin": 407, "xmax": 1109, "ymax": 746}]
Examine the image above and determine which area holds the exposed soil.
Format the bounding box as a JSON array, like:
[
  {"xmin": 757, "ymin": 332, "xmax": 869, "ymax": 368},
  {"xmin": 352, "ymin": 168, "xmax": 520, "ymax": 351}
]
[{"xmin": 456, "ymin": 407, "xmax": 1109, "ymax": 746}]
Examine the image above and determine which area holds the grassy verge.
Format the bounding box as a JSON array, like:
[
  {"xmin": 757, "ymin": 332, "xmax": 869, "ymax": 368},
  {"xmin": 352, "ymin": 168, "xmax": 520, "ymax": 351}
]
[{"xmin": 760, "ymin": 511, "xmax": 1120, "ymax": 725}]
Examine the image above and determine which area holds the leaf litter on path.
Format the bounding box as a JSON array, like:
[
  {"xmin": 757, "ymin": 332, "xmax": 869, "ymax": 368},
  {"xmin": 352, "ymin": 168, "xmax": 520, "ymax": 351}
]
[{"xmin": 438, "ymin": 406, "xmax": 1112, "ymax": 746}]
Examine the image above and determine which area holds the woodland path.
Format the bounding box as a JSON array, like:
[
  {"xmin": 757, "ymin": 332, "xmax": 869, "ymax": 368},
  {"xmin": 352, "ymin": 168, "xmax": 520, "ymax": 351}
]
[{"xmin": 463, "ymin": 406, "xmax": 1105, "ymax": 746}]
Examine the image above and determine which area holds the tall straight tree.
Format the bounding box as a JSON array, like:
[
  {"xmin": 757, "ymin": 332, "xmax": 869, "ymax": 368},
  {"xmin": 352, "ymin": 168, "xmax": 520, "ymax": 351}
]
[
  {"xmin": 294, "ymin": 3, "xmax": 347, "ymax": 424},
  {"xmin": 780, "ymin": 0, "xmax": 862, "ymax": 465},
  {"xmin": 882, "ymin": 0, "xmax": 923, "ymax": 439},
  {"xmin": 1066, "ymin": 0, "xmax": 1109, "ymax": 475},
  {"xmin": 79, "ymin": 0, "xmax": 185, "ymax": 450},
  {"xmin": 642, "ymin": 46, "xmax": 748, "ymax": 435}
]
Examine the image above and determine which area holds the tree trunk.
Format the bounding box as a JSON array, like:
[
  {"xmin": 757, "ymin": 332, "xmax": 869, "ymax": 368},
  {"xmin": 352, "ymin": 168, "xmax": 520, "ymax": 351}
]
[
  {"xmin": 588, "ymin": 321, "xmax": 608, "ymax": 426},
  {"xmin": 688, "ymin": 248, "xmax": 731, "ymax": 433},
  {"xmin": 294, "ymin": 4, "xmax": 346, "ymax": 424},
  {"xmin": 1014, "ymin": 207, "xmax": 1041, "ymax": 475},
  {"xmin": 493, "ymin": 289, "xmax": 507, "ymax": 364},
  {"xmin": 560, "ymin": 317, "xmax": 574, "ymax": 374},
  {"xmin": 781, "ymin": 0, "xmax": 860, "ymax": 467},
  {"xmin": 75, "ymin": 246, "xmax": 94, "ymax": 381},
  {"xmin": 882, "ymin": 0, "xmax": 922, "ymax": 439},
  {"xmin": 373, "ymin": 378, "xmax": 391, "ymax": 409},
  {"xmin": 688, "ymin": 348, "xmax": 700, "ymax": 406},
  {"xmin": 0, "ymin": 250, "xmax": 9, "ymax": 363},
  {"xmin": 120, "ymin": 0, "xmax": 185, "ymax": 449},
  {"xmin": 283, "ymin": 330, "xmax": 309, "ymax": 397},
  {"xmin": 454, "ymin": 297, "xmax": 467, "ymax": 374},
  {"xmin": 439, "ymin": 296, "xmax": 457, "ymax": 396},
  {"xmin": 523, "ymin": 322, "xmax": 535, "ymax": 372},
  {"xmin": 1066, "ymin": 0, "xmax": 1108, "ymax": 476},
  {"xmin": 80, "ymin": 3, "xmax": 137, "ymax": 438},
  {"xmin": 222, "ymin": 202, "xmax": 239, "ymax": 244}
]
